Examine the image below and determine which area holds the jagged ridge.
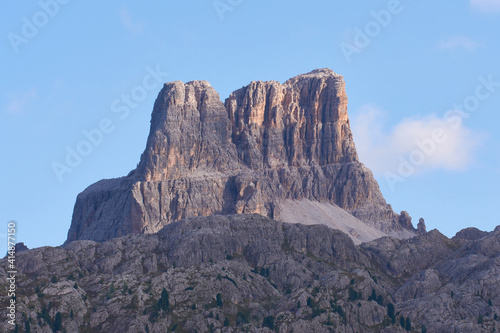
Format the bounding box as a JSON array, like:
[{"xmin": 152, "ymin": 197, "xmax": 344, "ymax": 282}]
[{"xmin": 4, "ymin": 215, "xmax": 500, "ymax": 332}]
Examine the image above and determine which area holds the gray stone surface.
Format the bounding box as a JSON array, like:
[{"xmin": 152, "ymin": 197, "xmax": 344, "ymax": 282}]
[
  {"xmin": 453, "ymin": 227, "xmax": 489, "ymax": 241},
  {"xmin": 67, "ymin": 69, "xmax": 414, "ymax": 243},
  {"xmin": 417, "ymin": 217, "xmax": 427, "ymax": 234},
  {"xmin": 3, "ymin": 215, "xmax": 499, "ymax": 332}
]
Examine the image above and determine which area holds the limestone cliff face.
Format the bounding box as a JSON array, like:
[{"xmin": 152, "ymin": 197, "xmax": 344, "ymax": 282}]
[
  {"xmin": 226, "ymin": 70, "xmax": 355, "ymax": 169},
  {"xmin": 67, "ymin": 69, "xmax": 412, "ymax": 243},
  {"xmin": 136, "ymin": 80, "xmax": 239, "ymax": 180}
]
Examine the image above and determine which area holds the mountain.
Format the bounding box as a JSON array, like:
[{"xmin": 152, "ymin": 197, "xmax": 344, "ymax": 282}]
[
  {"xmin": 3, "ymin": 215, "xmax": 499, "ymax": 332},
  {"xmin": 4, "ymin": 69, "xmax": 499, "ymax": 332},
  {"xmin": 67, "ymin": 69, "xmax": 415, "ymax": 244}
]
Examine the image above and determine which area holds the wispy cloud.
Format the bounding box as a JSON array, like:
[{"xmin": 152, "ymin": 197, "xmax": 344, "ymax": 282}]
[
  {"xmin": 351, "ymin": 104, "xmax": 483, "ymax": 175},
  {"xmin": 119, "ymin": 7, "xmax": 144, "ymax": 34},
  {"xmin": 5, "ymin": 89, "xmax": 38, "ymax": 115},
  {"xmin": 470, "ymin": 0, "xmax": 500, "ymax": 13},
  {"xmin": 438, "ymin": 36, "xmax": 482, "ymax": 51}
]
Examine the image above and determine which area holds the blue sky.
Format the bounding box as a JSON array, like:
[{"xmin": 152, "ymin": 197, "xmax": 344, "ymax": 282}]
[{"xmin": 1, "ymin": 0, "xmax": 499, "ymax": 249}]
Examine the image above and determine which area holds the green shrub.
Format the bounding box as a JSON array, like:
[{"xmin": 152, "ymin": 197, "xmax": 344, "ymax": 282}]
[
  {"xmin": 262, "ymin": 316, "xmax": 275, "ymax": 329},
  {"xmin": 387, "ymin": 303, "xmax": 395, "ymax": 324},
  {"xmin": 53, "ymin": 312, "xmax": 62, "ymax": 332},
  {"xmin": 236, "ymin": 310, "xmax": 250, "ymax": 325},
  {"xmin": 405, "ymin": 317, "xmax": 411, "ymax": 331},
  {"xmin": 348, "ymin": 287, "xmax": 361, "ymax": 301},
  {"xmin": 216, "ymin": 293, "xmax": 223, "ymax": 307},
  {"xmin": 158, "ymin": 288, "xmax": 170, "ymax": 312}
]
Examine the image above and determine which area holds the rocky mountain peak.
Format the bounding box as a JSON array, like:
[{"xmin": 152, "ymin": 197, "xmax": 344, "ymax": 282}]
[
  {"xmin": 226, "ymin": 68, "xmax": 355, "ymax": 170},
  {"xmin": 135, "ymin": 79, "xmax": 238, "ymax": 181},
  {"xmin": 67, "ymin": 69, "xmax": 416, "ymax": 243},
  {"xmin": 286, "ymin": 68, "xmax": 339, "ymax": 81},
  {"xmin": 417, "ymin": 217, "xmax": 427, "ymax": 234},
  {"xmin": 453, "ymin": 227, "xmax": 489, "ymax": 241}
]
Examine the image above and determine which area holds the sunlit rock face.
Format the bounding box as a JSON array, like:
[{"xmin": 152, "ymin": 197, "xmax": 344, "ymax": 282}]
[{"xmin": 67, "ymin": 69, "xmax": 414, "ymax": 243}]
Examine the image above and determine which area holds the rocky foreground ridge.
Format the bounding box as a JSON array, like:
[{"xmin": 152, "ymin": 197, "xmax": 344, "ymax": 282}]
[
  {"xmin": 67, "ymin": 69, "xmax": 415, "ymax": 243},
  {"xmin": 3, "ymin": 215, "xmax": 500, "ymax": 332}
]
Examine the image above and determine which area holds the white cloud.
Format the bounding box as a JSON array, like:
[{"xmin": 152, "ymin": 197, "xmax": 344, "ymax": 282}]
[
  {"xmin": 470, "ymin": 0, "xmax": 500, "ymax": 13},
  {"xmin": 351, "ymin": 104, "xmax": 482, "ymax": 175},
  {"xmin": 119, "ymin": 7, "xmax": 144, "ymax": 34},
  {"xmin": 5, "ymin": 89, "xmax": 37, "ymax": 115},
  {"xmin": 438, "ymin": 36, "xmax": 482, "ymax": 51}
]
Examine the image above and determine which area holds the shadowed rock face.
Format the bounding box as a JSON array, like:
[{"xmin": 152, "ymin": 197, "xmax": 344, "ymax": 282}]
[
  {"xmin": 67, "ymin": 69, "xmax": 413, "ymax": 243},
  {"xmin": 453, "ymin": 227, "xmax": 489, "ymax": 241},
  {"xmin": 4, "ymin": 215, "xmax": 500, "ymax": 332}
]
